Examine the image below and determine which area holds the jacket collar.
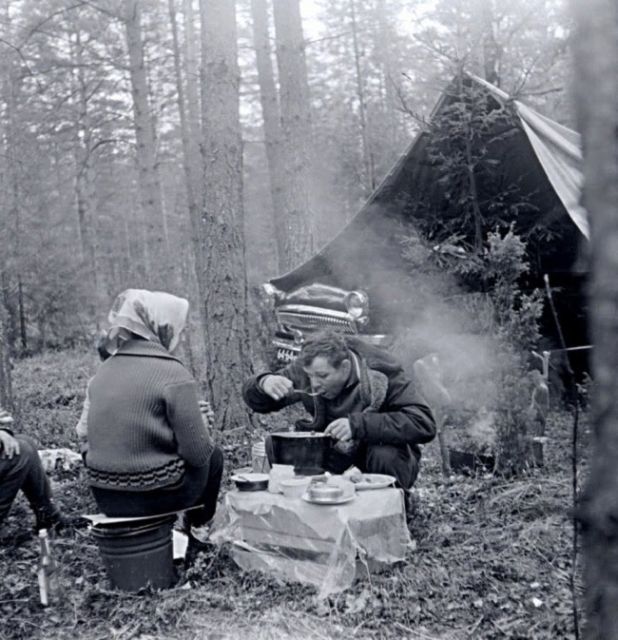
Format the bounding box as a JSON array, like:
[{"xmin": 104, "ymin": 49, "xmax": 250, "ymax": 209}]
[{"xmin": 114, "ymin": 339, "xmax": 182, "ymax": 363}]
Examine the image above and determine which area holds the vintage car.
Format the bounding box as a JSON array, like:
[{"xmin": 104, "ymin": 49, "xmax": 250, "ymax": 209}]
[{"xmin": 264, "ymin": 282, "xmax": 389, "ymax": 362}]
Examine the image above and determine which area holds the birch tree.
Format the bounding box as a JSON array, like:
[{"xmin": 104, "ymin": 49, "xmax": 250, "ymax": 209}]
[
  {"xmin": 198, "ymin": 0, "xmax": 253, "ymax": 431},
  {"xmin": 572, "ymin": 0, "xmax": 618, "ymax": 637}
]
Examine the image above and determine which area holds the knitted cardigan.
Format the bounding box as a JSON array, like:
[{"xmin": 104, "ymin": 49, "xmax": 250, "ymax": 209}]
[{"xmin": 85, "ymin": 340, "xmax": 214, "ymax": 491}]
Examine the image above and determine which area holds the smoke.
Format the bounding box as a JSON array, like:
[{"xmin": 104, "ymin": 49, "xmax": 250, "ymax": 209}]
[{"xmin": 392, "ymin": 285, "xmax": 501, "ymax": 415}]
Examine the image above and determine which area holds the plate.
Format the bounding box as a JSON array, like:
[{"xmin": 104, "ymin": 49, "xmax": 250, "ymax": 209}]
[
  {"xmin": 301, "ymin": 493, "xmax": 355, "ymax": 506},
  {"xmin": 351, "ymin": 474, "xmax": 396, "ymax": 490},
  {"xmin": 230, "ymin": 473, "xmax": 269, "ymax": 483}
]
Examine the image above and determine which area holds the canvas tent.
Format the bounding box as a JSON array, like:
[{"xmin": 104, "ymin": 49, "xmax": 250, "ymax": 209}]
[{"xmin": 268, "ymin": 73, "xmax": 588, "ymax": 346}]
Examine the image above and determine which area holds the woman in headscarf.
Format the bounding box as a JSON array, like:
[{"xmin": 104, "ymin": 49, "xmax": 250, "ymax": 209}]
[{"xmin": 84, "ymin": 289, "xmax": 223, "ymax": 545}]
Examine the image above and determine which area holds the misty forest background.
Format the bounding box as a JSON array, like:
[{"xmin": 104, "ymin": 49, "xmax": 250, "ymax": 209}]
[
  {"xmin": 4, "ymin": 1, "xmax": 618, "ymax": 639},
  {"xmin": 0, "ymin": 0, "xmax": 574, "ymax": 428}
]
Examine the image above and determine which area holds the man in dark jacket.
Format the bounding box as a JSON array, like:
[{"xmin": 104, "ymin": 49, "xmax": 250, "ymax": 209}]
[
  {"xmin": 0, "ymin": 407, "xmax": 67, "ymax": 534},
  {"xmin": 243, "ymin": 331, "xmax": 436, "ymax": 490}
]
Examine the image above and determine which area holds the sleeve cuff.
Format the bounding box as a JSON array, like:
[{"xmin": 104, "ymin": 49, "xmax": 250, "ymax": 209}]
[
  {"xmin": 256, "ymin": 374, "xmax": 271, "ymax": 393},
  {"xmin": 349, "ymin": 414, "xmax": 363, "ymax": 440}
]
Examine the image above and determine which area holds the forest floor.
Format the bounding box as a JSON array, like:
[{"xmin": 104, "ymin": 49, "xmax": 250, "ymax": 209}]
[{"xmin": 0, "ymin": 349, "xmax": 586, "ymax": 640}]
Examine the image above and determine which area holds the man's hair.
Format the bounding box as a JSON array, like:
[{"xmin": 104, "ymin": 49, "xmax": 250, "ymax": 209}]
[{"xmin": 299, "ymin": 330, "xmax": 350, "ymax": 368}]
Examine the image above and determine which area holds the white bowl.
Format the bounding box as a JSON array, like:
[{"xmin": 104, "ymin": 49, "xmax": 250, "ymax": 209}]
[
  {"xmin": 308, "ymin": 483, "xmax": 344, "ymax": 501},
  {"xmin": 279, "ymin": 477, "xmax": 311, "ymax": 498}
]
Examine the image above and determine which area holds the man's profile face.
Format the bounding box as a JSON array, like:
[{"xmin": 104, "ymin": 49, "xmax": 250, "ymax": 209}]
[{"xmin": 303, "ymin": 355, "xmax": 351, "ymax": 399}]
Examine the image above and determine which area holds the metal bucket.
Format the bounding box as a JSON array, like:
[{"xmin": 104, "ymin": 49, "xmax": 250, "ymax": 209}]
[{"xmin": 91, "ymin": 515, "xmax": 176, "ymax": 591}]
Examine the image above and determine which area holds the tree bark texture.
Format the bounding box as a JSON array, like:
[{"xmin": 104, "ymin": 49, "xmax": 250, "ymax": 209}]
[
  {"xmin": 124, "ymin": 0, "xmax": 170, "ymax": 289},
  {"xmin": 0, "ymin": 295, "xmax": 12, "ymax": 409},
  {"xmin": 168, "ymin": 0, "xmax": 204, "ymax": 282},
  {"xmin": 69, "ymin": 22, "xmax": 104, "ymax": 319},
  {"xmin": 250, "ymin": 0, "xmax": 288, "ymax": 273},
  {"xmin": 183, "ymin": 0, "xmax": 202, "ymax": 159},
  {"xmin": 572, "ymin": 1, "xmax": 618, "ymax": 637},
  {"xmin": 375, "ymin": 0, "xmax": 400, "ymax": 152},
  {"xmin": 272, "ymin": 0, "xmax": 315, "ymax": 269},
  {"xmin": 350, "ymin": 0, "xmax": 375, "ymax": 192},
  {"xmin": 199, "ymin": 0, "xmax": 253, "ymax": 432},
  {"xmin": 1, "ymin": 13, "xmax": 23, "ymax": 356}
]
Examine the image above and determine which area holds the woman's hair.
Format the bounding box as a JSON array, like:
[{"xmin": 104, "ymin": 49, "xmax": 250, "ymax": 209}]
[{"xmin": 299, "ymin": 330, "xmax": 350, "ymax": 368}]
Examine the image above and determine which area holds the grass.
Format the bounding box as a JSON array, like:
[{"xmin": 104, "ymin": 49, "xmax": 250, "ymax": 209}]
[{"xmin": 0, "ymin": 348, "xmax": 585, "ymax": 639}]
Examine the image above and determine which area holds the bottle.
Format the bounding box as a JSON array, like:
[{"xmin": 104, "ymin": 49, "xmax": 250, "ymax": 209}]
[{"xmin": 38, "ymin": 529, "xmax": 57, "ymax": 606}]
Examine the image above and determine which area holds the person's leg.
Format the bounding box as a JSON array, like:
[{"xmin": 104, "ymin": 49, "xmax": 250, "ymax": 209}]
[
  {"xmin": 362, "ymin": 444, "xmax": 419, "ymax": 490},
  {"xmin": 0, "ymin": 435, "xmax": 62, "ymax": 529},
  {"xmin": 0, "ymin": 443, "xmax": 32, "ymax": 525},
  {"xmin": 0, "ymin": 436, "xmax": 59, "ymax": 528},
  {"xmin": 189, "ymin": 446, "xmax": 223, "ymax": 526}
]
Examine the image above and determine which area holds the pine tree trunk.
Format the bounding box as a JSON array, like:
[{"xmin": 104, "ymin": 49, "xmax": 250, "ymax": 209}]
[
  {"xmin": 123, "ymin": 0, "xmax": 170, "ymax": 289},
  {"xmin": 250, "ymin": 0, "xmax": 287, "ymax": 273},
  {"xmin": 198, "ymin": 0, "xmax": 253, "ymax": 432},
  {"xmin": 272, "ymin": 0, "xmax": 315, "ymax": 268},
  {"xmin": 69, "ymin": 23, "xmax": 103, "ymax": 319},
  {"xmin": 375, "ymin": 0, "xmax": 400, "ymax": 153},
  {"xmin": 350, "ymin": 0, "xmax": 374, "ymax": 192},
  {"xmin": 572, "ymin": 1, "xmax": 618, "ymax": 637},
  {"xmin": 183, "ymin": 0, "xmax": 201, "ymax": 158},
  {"xmin": 169, "ymin": 0, "xmax": 204, "ymax": 283},
  {"xmin": 1, "ymin": 27, "xmax": 23, "ymax": 356},
  {"xmin": 0, "ymin": 299, "xmax": 12, "ymax": 409}
]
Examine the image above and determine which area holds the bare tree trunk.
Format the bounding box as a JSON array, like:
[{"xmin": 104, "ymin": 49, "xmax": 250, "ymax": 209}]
[
  {"xmin": 375, "ymin": 0, "xmax": 399, "ymax": 151},
  {"xmin": 69, "ymin": 22, "xmax": 103, "ymax": 319},
  {"xmin": 198, "ymin": 0, "xmax": 253, "ymax": 432},
  {"xmin": 183, "ymin": 0, "xmax": 201, "ymax": 159},
  {"xmin": 350, "ymin": 0, "xmax": 375, "ymax": 192},
  {"xmin": 572, "ymin": 1, "xmax": 618, "ymax": 638},
  {"xmin": 0, "ymin": 299, "xmax": 12, "ymax": 409},
  {"xmin": 250, "ymin": 0, "xmax": 287, "ymax": 272},
  {"xmin": 471, "ymin": 0, "xmax": 500, "ymax": 85},
  {"xmin": 169, "ymin": 0, "xmax": 204, "ymax": 282},
  {"xmin": 458, "ymin": 74, "xmax": 484, "ymax": 252},
  {"xmin": 272, "ymin": 0, "xmax": 314, "ymax": 268},
  {"xmin": 2, "ymin": 25, "xmax": 23, "ymax": 355},
  {"xmin": 123, "ymin": 0, "xmax": 170, "ymax": 289}
]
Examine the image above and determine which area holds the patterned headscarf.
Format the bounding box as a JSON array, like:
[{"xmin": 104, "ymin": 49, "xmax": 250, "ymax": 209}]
[{"xmin": 105, "ymin": 289, "xmax": 189, "ymax": 353}]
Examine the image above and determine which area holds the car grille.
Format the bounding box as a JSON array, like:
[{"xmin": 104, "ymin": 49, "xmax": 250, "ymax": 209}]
[{"xmin": 276, "ymin": 311, "xmax": 356, "ymax": 334}]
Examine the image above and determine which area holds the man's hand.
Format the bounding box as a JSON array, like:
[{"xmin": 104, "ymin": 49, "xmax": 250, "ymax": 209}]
[
  {"xmin": 260, "ymin": 375, "xmax": 294, "ymax": 401},
  {"xmin": 325, "ymin": 418, "xmax": 352, "ymax": 442},
  {"xmin": 0, "ymin": 430, "xmax": 20, "ymax": 459}
]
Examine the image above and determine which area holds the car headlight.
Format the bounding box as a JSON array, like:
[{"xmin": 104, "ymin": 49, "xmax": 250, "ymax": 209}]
[
  {"xmin": 345, "ymin": 290, "xmax": 368, "ymax": 320},
  {"xmin": 262, "ymin": 283, "xmax": 284, "ymax": 302}
]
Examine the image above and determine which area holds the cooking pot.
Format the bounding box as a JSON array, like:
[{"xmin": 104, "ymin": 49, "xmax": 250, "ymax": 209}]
[
  {"xmin": 230, "ymin": 472, "xmax": 269, "ymax": 491},
  {"xmin": 269, "ymin": 432, "xmax": 332, "ymax": 474}
]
